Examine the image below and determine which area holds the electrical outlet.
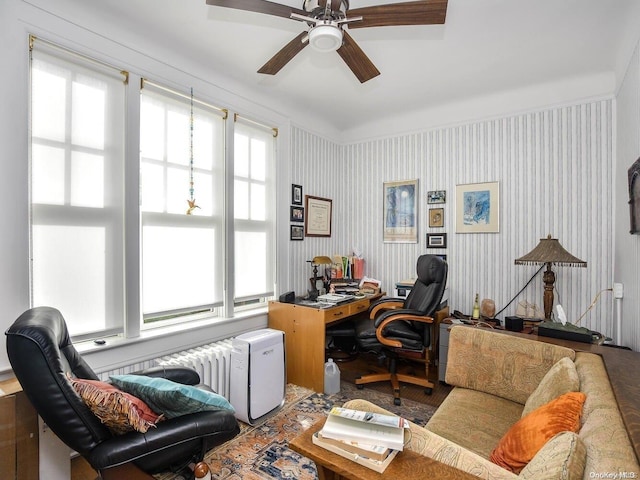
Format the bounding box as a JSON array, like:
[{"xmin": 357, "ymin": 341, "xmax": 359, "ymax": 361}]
[{"xmin": 614, "ymin": 283, "xmax": 624, "ymax": 299}]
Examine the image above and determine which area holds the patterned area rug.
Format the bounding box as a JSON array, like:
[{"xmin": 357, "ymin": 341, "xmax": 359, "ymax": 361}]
[{"xmin": 154, "ymin": 382, "xmax": 436, "ymax": 480}]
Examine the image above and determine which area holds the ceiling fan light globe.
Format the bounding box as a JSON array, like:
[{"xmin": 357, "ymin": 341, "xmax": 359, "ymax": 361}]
[{"xmin": 309, "ymin": 25, "xmax": 343, "ymax": 52}]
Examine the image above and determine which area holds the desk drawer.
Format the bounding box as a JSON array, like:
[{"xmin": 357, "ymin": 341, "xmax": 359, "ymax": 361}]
[
  {"xmin": 348, "ymin": 301, "xmax": 368, "ymax": 316},
  {"xmin": 325, "ymin": 306, "xmax": 350, "ymax": 322}
]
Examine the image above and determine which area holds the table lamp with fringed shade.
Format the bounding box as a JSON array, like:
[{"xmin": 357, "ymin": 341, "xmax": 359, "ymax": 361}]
[{"xmin": 514, "ymin": 234, "xmax": 587, "ymax": 320}]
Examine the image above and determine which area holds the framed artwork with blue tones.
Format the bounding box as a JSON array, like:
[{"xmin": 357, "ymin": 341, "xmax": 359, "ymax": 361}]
[
  {"xmin": 383, "ymin": 179, "xmax": 418, "ymax": 243},
  {"xmin": 456, "ymin": 181, "xmax": 500, "ymax": 233}
]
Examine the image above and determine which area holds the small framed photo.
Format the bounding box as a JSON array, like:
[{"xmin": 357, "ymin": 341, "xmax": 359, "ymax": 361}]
[
  {"xmin": 426, "ymin": 233, "xmax": 447, "ymax": 248},
  {"xmin": 435, "ymin": 254, "xmax": 448, "ymax": 262},
  {"xmin": 290, "ymin": 206, "xmax": 304, "ymax": 223},
  {"xmin": 427, "ymin": 190, "xmax": 446, "ymax": 204},
  {"xmin": 428, "ymin": 208, "xmax": 444, "ymax": 228},
  {"xmin": 292, "ymin": 184, "xmax": 303, "ymax": 205},
  {"xmin": 290, "ymin": 224, "xmax": 304, "ymax": 241}
]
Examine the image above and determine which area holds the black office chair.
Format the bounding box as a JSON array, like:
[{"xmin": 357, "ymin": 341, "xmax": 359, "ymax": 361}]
[
  {"xmin": 5, "ymin": 307, "xmax": 240, "ymax": 478},
  {"xmin": 354, "ymin": 255, "xmax": 448, "ymax": 405}
]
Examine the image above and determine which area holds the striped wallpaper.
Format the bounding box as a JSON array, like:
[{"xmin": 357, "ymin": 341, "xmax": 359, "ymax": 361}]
[{"xmin": 289, "ymin": 99, "xmax": 615, "ymax": 339}]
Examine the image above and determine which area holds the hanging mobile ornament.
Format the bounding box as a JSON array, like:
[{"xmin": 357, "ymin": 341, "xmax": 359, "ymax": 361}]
[{"xmin": 186, "ymin": 87, "xmax": 200, "ymax": 215}]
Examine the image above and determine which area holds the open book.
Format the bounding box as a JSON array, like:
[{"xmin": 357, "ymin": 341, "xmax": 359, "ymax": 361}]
[{"xmin": 319, "ymin": 407, "xmax": 407, "ymax": 452}]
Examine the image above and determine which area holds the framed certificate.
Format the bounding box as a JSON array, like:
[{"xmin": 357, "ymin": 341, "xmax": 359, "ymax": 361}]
[{"xmin": 304, "ymin": 195, "xmax": 332, "ymax": 237}]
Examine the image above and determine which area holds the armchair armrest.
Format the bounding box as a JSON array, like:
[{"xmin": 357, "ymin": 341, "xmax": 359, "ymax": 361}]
[
  {"xmin": 373, "ymin": 309, "xmax": 434, "ymax": 348},
  {"xmin": 88, "ymin": 409, "xmax": 240, "ymax": 471},
  {"xmin": 369, "ymin": 297, "xmax": 405, "ymax": 319},
  {"xmin": 129, "ymin": 365, "xmax": 200, "ymax": 385}
]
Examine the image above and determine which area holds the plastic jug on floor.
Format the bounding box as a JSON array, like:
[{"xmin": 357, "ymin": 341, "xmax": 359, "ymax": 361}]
[{"xmin": 324, "ymin": 358, "xmax": 340, "ymax": 394}]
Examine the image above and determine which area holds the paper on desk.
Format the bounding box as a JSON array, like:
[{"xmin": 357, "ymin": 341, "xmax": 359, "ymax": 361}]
[{"xmin": 359, "ymin": 276, "xmax": 381, "ymax": 288}]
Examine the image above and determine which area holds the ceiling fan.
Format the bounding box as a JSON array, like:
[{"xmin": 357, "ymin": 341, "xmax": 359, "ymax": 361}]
[{"xmin": 205, "ymin": 0, "xmax": 448, "ymax": 83}]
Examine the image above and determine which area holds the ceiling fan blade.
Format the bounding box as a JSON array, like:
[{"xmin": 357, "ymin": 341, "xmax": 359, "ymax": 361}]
[
  {"xmin": 205, "ymin": 0, "xmax": 306, "ymax": 19},
  {"xmin": 258, "ymin": 32, "xmax": 309, "ymax": 75},
  {"xmin": 336, "ymin": 31, "xmax": 380, "ymax": 83},
  {"xmin": 347, "ymin": 0, "xmax": 447, "ymax": 29}
]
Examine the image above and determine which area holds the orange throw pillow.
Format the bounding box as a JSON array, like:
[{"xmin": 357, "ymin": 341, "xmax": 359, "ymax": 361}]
[{"xmin": 490, "ymin": 391, "xmax": 586, "ymax": 473}]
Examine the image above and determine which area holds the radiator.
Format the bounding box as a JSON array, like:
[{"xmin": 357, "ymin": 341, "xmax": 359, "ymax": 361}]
[{"xmin": 155, "ymin": 338, "xmax": 235, "ymax": 399}]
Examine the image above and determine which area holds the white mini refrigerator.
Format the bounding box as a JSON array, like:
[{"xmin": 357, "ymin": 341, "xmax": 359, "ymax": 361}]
[{"xmin": 229, "ymin": 328, "xmax": 286, "ymax": 425}]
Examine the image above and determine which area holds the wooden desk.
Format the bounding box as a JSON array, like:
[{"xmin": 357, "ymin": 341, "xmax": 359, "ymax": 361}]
[
  {"xmin": 289, "ymin": 419, "xmax": 477, "ymax": 480},
  {"xmin": 268, "ymin": 295, "xmax": 382, "ymax": 393}
]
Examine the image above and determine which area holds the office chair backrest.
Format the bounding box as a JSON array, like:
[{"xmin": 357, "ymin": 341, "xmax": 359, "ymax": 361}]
[
  {"xmin": 6, "ymin": 307, "xmax": 112, "ymax": 456},
  {"xmin": 405, "ymin": 255, "xmax": 448, "ymax": 342}
]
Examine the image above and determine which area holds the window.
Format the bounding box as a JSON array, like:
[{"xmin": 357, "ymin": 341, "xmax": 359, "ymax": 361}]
[
  {"xmin": 30, "ymin": 39, "xmax": 126, "ymax": 338},
  {"xmin": 29, "ymin": 40, "xmax": 277, "ymax": 340},
  {"xmin": 233, "ymin": 120, "xmax": 276, "ymax": 304},
  {"xmin": 140, "ymin": 82, "xmax": 225, "ymax": 322}
]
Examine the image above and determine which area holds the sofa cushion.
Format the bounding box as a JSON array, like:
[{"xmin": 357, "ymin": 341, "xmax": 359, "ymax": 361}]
[
  {"xmin": 343, "ymin": 398, "xmax": 519, "ymax": 480},
  {"xmin": 519, "ymin": 431, "xmax": 586, "ymax": 480},
  {"xmin": 110, "ymin": 374, "xmax": 234, "ymax": 419},
  {"xmin": 490, "ymin": 391, "xmax": 586, "ymax": 473},
  {"xmin": 68, "ymin": 375, "xmax": 162, "ymax": 434},
  {"xmin": 522, "ymin": 356, "xmax": 580, "ymax": 417},
  {"xmin": 445, "ymin": 327, "xmax": 576, "ymax": 404},
  {"xmin": 426, "ymin": 387, "xmax": 523, "ymax": 459}
]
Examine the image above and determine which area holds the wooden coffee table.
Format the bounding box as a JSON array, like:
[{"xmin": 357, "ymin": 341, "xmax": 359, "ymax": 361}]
[{"xmin": 289, "ymin": 419, "xmax": 477, "ymax": 480}]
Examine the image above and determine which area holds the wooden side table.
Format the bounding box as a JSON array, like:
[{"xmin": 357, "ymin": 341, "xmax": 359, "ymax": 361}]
[
  {"xmin": 0, "ymin": 378, "xmax": 39, "ymax": 480},
  {"xmin": 289, "ymin": 419, "xmax": 477, "ymax": 480}
]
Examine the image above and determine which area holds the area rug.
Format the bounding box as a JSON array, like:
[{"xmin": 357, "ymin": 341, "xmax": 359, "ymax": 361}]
[{"xmin": 154, "ymin": 381, "xmax": 436, "ymax": 480}]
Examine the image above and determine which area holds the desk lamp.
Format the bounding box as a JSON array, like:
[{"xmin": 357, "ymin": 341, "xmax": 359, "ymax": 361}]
[
  {"xmin": 308, "ymin": 256, "xmax": 333, "ymax": 300},
  {"xmin": 514, "ymin": 234, "xmax": 587, "ymax": 320}
]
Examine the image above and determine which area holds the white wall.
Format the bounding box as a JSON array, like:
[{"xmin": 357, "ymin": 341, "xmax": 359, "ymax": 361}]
[
  {"xmin": 289, "ymin": 99, "xmax": 617, "ymax": 343},
  {"xmin": 615, "ymin": 39, "xmax": 640, "ymax": 349}
]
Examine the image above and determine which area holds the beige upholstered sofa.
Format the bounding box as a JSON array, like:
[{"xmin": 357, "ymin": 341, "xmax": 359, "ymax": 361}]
[{"xmin": 344, "ymin": 326, "xmax": 639, "ymax": 480}]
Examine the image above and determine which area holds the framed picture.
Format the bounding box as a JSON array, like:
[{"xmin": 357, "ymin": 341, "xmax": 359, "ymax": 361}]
[
  {"xmin": 427, "ymin": 190, "xmax": 446, "ymax": 204},
  {"xmin": 426, "ymin": 233, "xmax": 447, "ymax": 248},
  {"xmin": 628, "ymin": 157, "xmax": 640, "ymax": 234},
  {"xmin": 292, "ymin": 184, "xmax": 303, "ymax": 205},
  {"xmin": 456, "ymin": 181, "xmax": 500, "ymax": 233},
  {"xmin": 290, "ymin": 224, "xmax": 304, "ymax": 241},
  {"xmin": 383, "ymin": 179, "xmax": 418, "ymax": 243},
  {"xmin": 290, "ymin": 206, "xmax": 304, "ymax": 223},
  {"xmin": 304, "ymin": 195, "xmax": 332, "ymax": 237},
  {"xmin": 435, "ymin": 254, "xmax": 448, "ymax": 262},
  {"xmin": 429, "ymin": 207, "xmax": 444, "ymax": 228}
]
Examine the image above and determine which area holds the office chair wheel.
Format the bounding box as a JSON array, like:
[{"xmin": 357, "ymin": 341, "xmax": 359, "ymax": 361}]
[
  {"xmin": 357, "ymin": 384, "xmax": 364, "ymax": 390},
  {"xmin": 424, "ymin": 387, "xmax": 433, "ymax": 395},
  {"xmin": 394, "ymin": 398, "xmax": 401, "ymax": 406}
]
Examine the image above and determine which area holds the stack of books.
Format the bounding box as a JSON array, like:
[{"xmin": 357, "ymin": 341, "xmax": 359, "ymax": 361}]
[{"xmin": 312, "ymin": 407, "xmax": 408, "ymax": 472}]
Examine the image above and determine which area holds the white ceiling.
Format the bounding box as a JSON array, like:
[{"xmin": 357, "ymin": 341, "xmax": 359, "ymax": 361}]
[{"xmin": 28, "ymin": 0, "xmax": 640, "ymax": 137}]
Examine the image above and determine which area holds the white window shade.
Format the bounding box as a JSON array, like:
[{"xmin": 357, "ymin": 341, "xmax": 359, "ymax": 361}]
[
  {"xmin": 140, "ymin": 82, "xmax": 225, "ymax": 319},
  {"xmin": 233, "ymin": 120, "xmax": 276, "ymax": 302},
  {"xmin": 30, "ymin": 40, "xmax": 126, "ymax": 338}
]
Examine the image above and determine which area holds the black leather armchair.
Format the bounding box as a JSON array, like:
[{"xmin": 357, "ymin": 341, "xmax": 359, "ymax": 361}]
[
  {"xmin": 355, "ymin": 254, "xmax": 448, "ymax": 405},
  {"xmin": 5, "ymin": 307, "xmax": 240, "ymax": 478}
]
